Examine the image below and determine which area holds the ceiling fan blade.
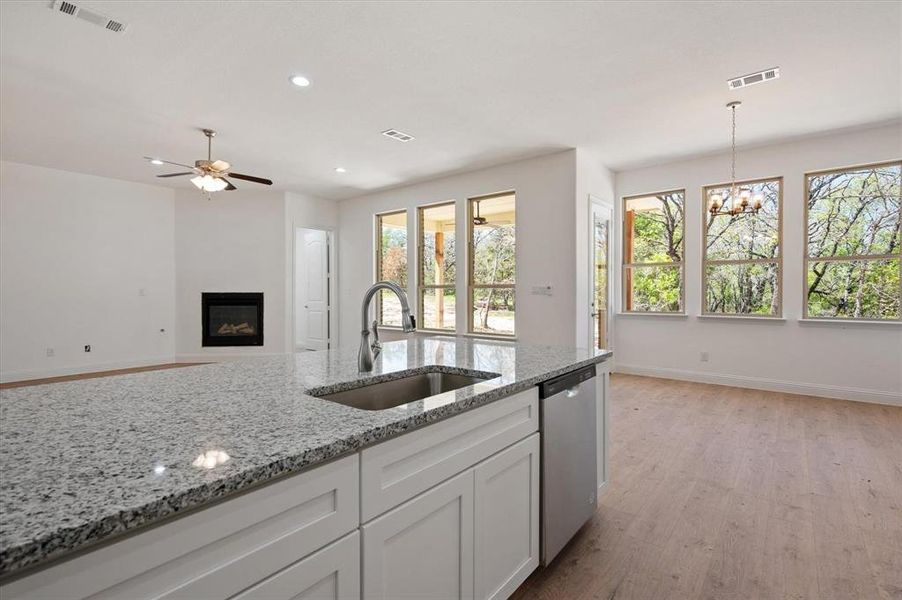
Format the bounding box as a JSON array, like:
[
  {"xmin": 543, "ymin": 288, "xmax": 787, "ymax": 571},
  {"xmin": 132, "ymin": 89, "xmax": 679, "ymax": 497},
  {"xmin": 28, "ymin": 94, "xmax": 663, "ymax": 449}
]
[
  {"xmin": 211, "ymin": 160, "xmax": 231, "ymax": 172},
  {"xmin": 228, "ymin": 172, "xmax": 273, "ymax": 186},
  {"xmin": 156, "ymin": 172, "xmax": 194, "ymax": 178},
  {"xmin": 143, "ymin": 157, "xmax": 195, "ymax": 169},
  {"xmin": 222, "ymin": 178, "xmax": 237, "ymax": 191}
]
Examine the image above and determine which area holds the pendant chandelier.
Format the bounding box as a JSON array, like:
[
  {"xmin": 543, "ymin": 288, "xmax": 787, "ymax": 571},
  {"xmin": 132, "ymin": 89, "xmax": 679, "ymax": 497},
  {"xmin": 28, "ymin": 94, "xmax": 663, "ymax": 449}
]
[{"xmin": 708, "ymin": 101, "xmax": 763, "ymax": 216}]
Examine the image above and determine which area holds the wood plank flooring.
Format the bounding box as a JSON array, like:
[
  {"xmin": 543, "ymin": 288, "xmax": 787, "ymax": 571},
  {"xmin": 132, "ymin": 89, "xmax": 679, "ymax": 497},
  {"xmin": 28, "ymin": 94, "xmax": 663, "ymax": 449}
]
[
  {"xmin": 0, "ymin": 363, "xmax": 206, "ymax": 389},
  {"xmin": 513, "ymin": 374, "xmax": 902, "ymax": 600}
]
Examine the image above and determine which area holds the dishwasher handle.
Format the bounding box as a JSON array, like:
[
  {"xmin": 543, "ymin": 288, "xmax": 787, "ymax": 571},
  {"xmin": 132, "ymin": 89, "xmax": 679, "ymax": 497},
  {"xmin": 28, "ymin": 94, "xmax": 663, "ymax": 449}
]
[{"xmin": 538, "ymin": 364, "xmax": 596, "ymax": 399}]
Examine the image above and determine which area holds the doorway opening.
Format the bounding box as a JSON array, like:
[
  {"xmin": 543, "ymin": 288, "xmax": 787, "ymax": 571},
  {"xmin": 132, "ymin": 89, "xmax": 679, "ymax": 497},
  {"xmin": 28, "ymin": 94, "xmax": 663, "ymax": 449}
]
[
  {"xmin": 294, "ymin": 227, "xmax": 332, "ymax": 351},
  {"xmin": 590, "ymin": 198, "xmax": 612, "ymax": 350}
]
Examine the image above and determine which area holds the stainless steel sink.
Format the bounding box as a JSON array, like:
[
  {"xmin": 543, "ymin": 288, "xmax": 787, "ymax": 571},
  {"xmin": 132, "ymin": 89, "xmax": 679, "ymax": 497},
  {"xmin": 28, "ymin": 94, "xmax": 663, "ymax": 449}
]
[{"xmin": 313, "ymin": 371, "xmax": 493, "ymax": 411}]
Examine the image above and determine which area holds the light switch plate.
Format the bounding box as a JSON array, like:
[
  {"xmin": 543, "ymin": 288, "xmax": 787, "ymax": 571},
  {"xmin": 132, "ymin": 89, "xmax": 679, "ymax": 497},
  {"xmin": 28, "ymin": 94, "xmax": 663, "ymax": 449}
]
[{"xmin": 531, "ymin": 286, "xmax": 553, "ymax": 296}]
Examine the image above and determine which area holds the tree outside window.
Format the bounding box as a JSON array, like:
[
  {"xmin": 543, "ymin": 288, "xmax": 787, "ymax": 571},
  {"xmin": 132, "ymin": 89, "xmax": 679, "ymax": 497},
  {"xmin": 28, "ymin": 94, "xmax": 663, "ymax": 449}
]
[
  {"xmin": 468, "ymin": 192, "xmax": 515, "ymax": 335},
  {"xmin": 703, "ymin": 178, "xmax": 782, "ymax": 316},
  {"xmin": 418, "ymin": 202, "xmax": 457, "ymax": 331},
  {"xmin": 375, "ymin": 210, "xmax": 407, "ymax": 326},
  {"xmin": 622, "ymin": 190, "xmax": 685, "ymax": 313},
  {"xmin": 805, "ymin": 161, "xmax": 901, "ymax": 320}
]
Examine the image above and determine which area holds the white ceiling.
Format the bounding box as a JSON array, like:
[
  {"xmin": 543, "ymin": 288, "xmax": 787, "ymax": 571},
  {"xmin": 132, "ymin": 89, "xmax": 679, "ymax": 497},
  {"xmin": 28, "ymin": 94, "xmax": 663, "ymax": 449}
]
[{"xmin": 1, "ymin": 1, "xmax": 899, "ymax": 200}]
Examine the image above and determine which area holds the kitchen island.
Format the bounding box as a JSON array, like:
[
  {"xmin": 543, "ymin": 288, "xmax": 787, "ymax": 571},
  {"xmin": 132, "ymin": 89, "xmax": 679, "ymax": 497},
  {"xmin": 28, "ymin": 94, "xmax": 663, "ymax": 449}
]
[{"xmin": 0, "ymin": 337, "xmax": 611, "ymax": 598}]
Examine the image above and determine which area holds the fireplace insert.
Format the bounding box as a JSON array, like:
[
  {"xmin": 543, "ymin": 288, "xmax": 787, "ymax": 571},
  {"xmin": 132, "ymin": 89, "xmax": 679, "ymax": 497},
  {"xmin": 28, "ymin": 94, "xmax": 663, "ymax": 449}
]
[{"xmin": 202, "ymin": 292, "xmax": 264, "ymax": 347}]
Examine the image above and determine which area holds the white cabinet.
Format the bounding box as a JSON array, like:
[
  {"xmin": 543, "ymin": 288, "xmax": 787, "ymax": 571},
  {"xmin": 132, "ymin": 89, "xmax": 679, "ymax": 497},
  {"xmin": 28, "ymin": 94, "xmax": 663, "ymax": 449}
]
[
  {"xmin": 1, "ymin": 455, "xmax": 360, "ymax": 600},
  {"xmin": 360, "ymin": 388, "xmax": 538, "ymax": 521},
  {"xmin": 362, "ymin": 470, "xmax": 475, "ymax": 600},
  {"xmin": 232, "ymin": 531, "xmax": 360, "ymax": 600},
  {"xmin": 474, "ymin": 434, "xmax": 540, "ymax": 600},
  {"xmin": 361, "ymin": 433, "xmax": 542, "ymax": 600}
]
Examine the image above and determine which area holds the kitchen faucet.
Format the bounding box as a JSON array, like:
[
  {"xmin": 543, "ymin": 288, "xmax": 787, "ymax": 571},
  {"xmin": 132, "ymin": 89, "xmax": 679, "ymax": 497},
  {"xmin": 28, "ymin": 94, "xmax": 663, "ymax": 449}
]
[{"xmin": 358, "ymin": 281, "xmax": 416, "ymax": 372}]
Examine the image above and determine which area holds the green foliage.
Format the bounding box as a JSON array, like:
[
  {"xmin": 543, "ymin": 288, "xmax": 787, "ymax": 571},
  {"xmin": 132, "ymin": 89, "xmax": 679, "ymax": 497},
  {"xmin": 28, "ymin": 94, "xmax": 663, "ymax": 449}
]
[
  {"xmin": 629, "ymin": 265, "xmax": 681, "ymax": 312},
  {"xmin": 807, "ymin": 259, "xmax": 900, "ymax": 319},
  {"xmin": 807, "ymin": 164, "xmax": 901, "ymax": 319},
  {"xmin": 705, "ymin": 262, "xmax": 778, "ymax": 315},
  {"xmin": 380, "ymin": 225, "xmax": 407, "ymax": 286},
  {"xmin": 626, "ymin": 192, "xmax": 683, "ymax": 312}
]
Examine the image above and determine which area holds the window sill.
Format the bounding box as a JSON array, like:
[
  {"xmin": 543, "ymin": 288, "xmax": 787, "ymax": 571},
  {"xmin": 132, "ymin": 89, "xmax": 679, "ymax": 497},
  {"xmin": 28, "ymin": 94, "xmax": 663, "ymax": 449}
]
[
  {"xmin": 697, "ymin": 315, "xmax": 786, "ymax": 322},
  {"xmin": 617, "ymin": 312, "xmax": 687, "ymax": 318},
  {"xmin": 461, "ymin": 332, "xmax": 518, "ymax": 342},
  {"xmin": 799, "ymin": 318, "xmax": 902, "ymax": 327}
]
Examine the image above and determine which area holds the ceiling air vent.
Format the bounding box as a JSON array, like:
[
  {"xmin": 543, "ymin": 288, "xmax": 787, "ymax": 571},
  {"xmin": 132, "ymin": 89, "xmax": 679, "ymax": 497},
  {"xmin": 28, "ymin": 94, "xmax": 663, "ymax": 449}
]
[
  {"xmin": 381, "ymin": 129, "xmax": 415, "ymax": 142},
  {"xmin": 727, "ymin": 67, "xmax": 780, "ymax": 90},
  {"xmin": 50, "ymin": 0, "xmax": 129, "ymax": 34}
]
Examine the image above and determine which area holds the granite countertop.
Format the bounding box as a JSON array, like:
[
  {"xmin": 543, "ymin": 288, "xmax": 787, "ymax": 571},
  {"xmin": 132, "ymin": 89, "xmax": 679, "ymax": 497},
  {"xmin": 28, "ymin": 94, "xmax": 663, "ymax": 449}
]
[{"xmin": 0, "ymin": 337, "xmax": 611, "ymax": 577}]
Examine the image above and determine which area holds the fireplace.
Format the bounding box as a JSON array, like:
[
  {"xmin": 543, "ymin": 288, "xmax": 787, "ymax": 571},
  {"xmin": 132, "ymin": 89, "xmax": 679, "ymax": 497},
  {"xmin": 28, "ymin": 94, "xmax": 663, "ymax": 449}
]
[{"xmin": 202, "ymin": 293, "xmax": 264, "ymax": 347}]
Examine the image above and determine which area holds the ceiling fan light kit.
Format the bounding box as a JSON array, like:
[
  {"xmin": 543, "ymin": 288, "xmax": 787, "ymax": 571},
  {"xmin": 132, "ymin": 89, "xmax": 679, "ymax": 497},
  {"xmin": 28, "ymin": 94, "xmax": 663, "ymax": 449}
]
[{"xmin": 147, "ymin": 129, "xmax": 272, "ymax": 194}]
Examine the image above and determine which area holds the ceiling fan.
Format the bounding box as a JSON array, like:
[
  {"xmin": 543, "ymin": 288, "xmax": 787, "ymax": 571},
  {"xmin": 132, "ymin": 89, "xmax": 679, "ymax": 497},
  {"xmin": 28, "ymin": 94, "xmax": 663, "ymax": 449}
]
[{"xmin": 145, "ymin": 129, "xmax": 272, "ymax": 192}]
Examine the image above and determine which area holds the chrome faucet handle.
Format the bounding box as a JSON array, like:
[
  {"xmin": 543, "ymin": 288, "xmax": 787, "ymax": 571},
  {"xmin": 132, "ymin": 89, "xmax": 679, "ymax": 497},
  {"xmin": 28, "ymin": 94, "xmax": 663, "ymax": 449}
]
[{"xmin": 371, "ymin": 320, "xmax": 382, "ymax": 357}]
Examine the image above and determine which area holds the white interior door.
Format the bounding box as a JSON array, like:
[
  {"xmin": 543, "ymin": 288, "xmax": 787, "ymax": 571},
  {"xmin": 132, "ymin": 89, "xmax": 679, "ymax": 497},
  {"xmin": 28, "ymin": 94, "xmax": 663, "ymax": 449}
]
[
  {"xmin": 590, "ymin": 200, "xmax": 612, "ymax": 351},
  {"xmin": 295, "ymin": 228, "xmax": 330, "ymax": 351}
]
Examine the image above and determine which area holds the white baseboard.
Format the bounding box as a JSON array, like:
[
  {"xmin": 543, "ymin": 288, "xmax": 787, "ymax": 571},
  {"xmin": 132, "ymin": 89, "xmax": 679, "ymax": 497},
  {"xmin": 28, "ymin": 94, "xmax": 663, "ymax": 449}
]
[
  {"xmin": 175, "ymin": 352, "xmax": 286, "ymax": 363},
  {"xmin": 0, "ymin": 356, "xmax": 176, "ymax": 384},
  {"xmin": 613, "ymin": 363, "xmax": 902, "ymax": 407}
]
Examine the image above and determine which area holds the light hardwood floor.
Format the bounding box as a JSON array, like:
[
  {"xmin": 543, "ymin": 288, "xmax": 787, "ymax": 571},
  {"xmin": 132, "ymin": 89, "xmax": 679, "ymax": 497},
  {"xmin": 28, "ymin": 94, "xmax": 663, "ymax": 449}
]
[
  {"xmin": 0, "ymin": 363, "xmax": 206, "ymax": 389},
  {"xmin": 513, "ymin": 373, "xmax": 902, "ymax": 600}
]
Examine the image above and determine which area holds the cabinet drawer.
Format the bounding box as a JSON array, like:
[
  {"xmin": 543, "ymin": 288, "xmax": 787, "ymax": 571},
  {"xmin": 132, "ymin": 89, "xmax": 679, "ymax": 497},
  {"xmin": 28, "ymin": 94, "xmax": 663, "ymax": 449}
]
[
  {"xmin": 360, "ymin": 387, "xmax": 538, "ymax": 521},
  {"xmin": 231, "ymin": 531, "xmax": 360, "ymax": 600},
  {"xmin": 1, "ymin": 455, "xmax": 359, "ymax": 600}
]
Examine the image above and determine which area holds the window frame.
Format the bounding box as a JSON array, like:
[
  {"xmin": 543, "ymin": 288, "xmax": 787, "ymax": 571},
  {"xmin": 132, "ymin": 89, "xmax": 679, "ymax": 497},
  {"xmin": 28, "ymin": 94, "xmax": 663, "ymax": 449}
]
[
  {"xmin": 621, "ymin": 188, "xmax": 687, "ymax": 315},
  {"xmin": 803, "ymin": 160, "xmax": 902, "ymax": 322},
  {"xmin": 417, "ymin": 200, "xmax": 457, "ymax": 332},
  {"xmin": 374, "ymin": 208, "xmax": 408, "ymax": 327},
  {"xmin": 701, "ymin": 176, "xmax": 784, "ymax": 318},
  {"xmin": 467, "ymin": 190, "xmax": 516, "ymax": 337}
]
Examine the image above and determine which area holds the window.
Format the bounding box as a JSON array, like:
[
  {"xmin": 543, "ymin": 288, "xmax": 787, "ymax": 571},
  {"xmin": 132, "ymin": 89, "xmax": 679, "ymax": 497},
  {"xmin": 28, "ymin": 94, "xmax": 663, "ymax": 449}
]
[
  {"xmin": 622, "ymin": 190, "xmax": 685, "ymax": 313},
  {"xmin": 805, "ymin": 161, "xmax": 901, "ymax": 320},
  {"xmin": 375, "ymin": 210, "xmax": 407, "ymax": 326},
  {"xmin": 418, "ymin": 202, "xmax": 456, "ymax": 331},
  {"xmin": 702, "ymin": 177, "xmax": 782, "ymax": 316},
  {"xmin": 468, "ymin": 192, "xmax": 515, "ymax": 335}
]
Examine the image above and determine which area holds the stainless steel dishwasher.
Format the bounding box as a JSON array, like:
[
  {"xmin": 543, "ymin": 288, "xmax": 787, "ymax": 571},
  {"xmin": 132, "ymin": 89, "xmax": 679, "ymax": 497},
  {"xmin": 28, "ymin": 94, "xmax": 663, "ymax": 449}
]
[{"xmin": 539, "ymin": 363, "xmax": 597, "ymax": 565}]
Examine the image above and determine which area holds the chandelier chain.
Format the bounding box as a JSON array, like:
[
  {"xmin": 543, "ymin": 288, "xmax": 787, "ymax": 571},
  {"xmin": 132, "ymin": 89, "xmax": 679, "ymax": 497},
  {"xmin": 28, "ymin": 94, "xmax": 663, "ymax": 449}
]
[{"xmin": 731, "ymin": 104, "xmax": 736, "ymax": 193}]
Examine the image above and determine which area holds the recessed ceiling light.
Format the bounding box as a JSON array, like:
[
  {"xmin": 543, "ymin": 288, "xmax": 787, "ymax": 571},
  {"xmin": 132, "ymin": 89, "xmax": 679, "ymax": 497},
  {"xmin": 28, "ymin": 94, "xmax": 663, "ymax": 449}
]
[
  {"xmin": 334, "ymin": 167, "xmax": 347, "ymax": 173},
  {"xmin": 290, "ymin": 75, "xmax": 311, "ymax": 87},
  {"xmin": 149, "ymin": 158, "xmax": 163, "ymax": 165}
]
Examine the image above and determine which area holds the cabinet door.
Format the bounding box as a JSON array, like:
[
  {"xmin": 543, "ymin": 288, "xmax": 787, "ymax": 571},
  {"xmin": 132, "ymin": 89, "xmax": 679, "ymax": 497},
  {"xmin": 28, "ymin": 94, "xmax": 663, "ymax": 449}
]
[
  {"xmin": 362, "ymin": 470, "xmax": 474, "ymax": 600},
  {"xmin": 232, "ymin": 531, "xmax": 360, "ymax": 600},
  {"xmin": 474, "ymin": 434, "xmax": 540, "ymax": 600}
]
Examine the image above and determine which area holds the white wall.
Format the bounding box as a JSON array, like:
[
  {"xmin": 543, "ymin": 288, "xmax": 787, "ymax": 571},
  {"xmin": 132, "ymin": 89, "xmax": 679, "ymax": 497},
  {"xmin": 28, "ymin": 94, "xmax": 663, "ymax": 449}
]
[
  {"xmin": 575, "ymin": 148, "xmax": 616, "ymax": 348},
  {"xmin": 337, "ymin": 151, "xmax": 579, "ymax": 349},
  {"xmin": 0, "ymin": 161, "xmax": 175, "ymax": 381},
  {"xmin": 613, "ymin": 123, "xmax": 902, "ymax": 405},
  {"xmin": 174, "ymin": 188, "xmax": 287, "ymax": 359}
]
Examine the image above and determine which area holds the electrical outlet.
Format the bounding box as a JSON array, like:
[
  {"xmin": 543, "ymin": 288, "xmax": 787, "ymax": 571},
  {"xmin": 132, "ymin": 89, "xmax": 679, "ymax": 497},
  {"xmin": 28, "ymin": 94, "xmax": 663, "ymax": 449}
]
[
  {"xmin": 46, "ymin": 348, "xmax": 55, "ymax": 357},
  {"xmin": 700, "ymin": 351, "xmax": 709, "ymax": 362},
  {"xmin": 84, "ymin": 345, "xmax": 91, "ymax": 353}
]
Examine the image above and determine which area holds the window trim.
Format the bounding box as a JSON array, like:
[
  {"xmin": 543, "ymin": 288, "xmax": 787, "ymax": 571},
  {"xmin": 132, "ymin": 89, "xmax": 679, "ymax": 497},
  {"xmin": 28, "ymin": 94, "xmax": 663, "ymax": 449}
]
[
  {"xmin": 374, "ymin": 208, "xmax": 408, "ymax": 326},
  {"xmin": 701, "ymin": 176, "xmax": 784, "ymax": 318},
  {"xmin": 802, "ymin": 159, "xmax": 902, "ymax": 322},
  {"xmin": 621, "ymin": 188, "xmax": 687, "ymax": 315},
  {"xmin": 417, "ymin": 200, "xmax": 457, "ymax": 332},
  {"xmin": 467, "ymin": 190, "xmax": 516, "ymax": 336}
]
